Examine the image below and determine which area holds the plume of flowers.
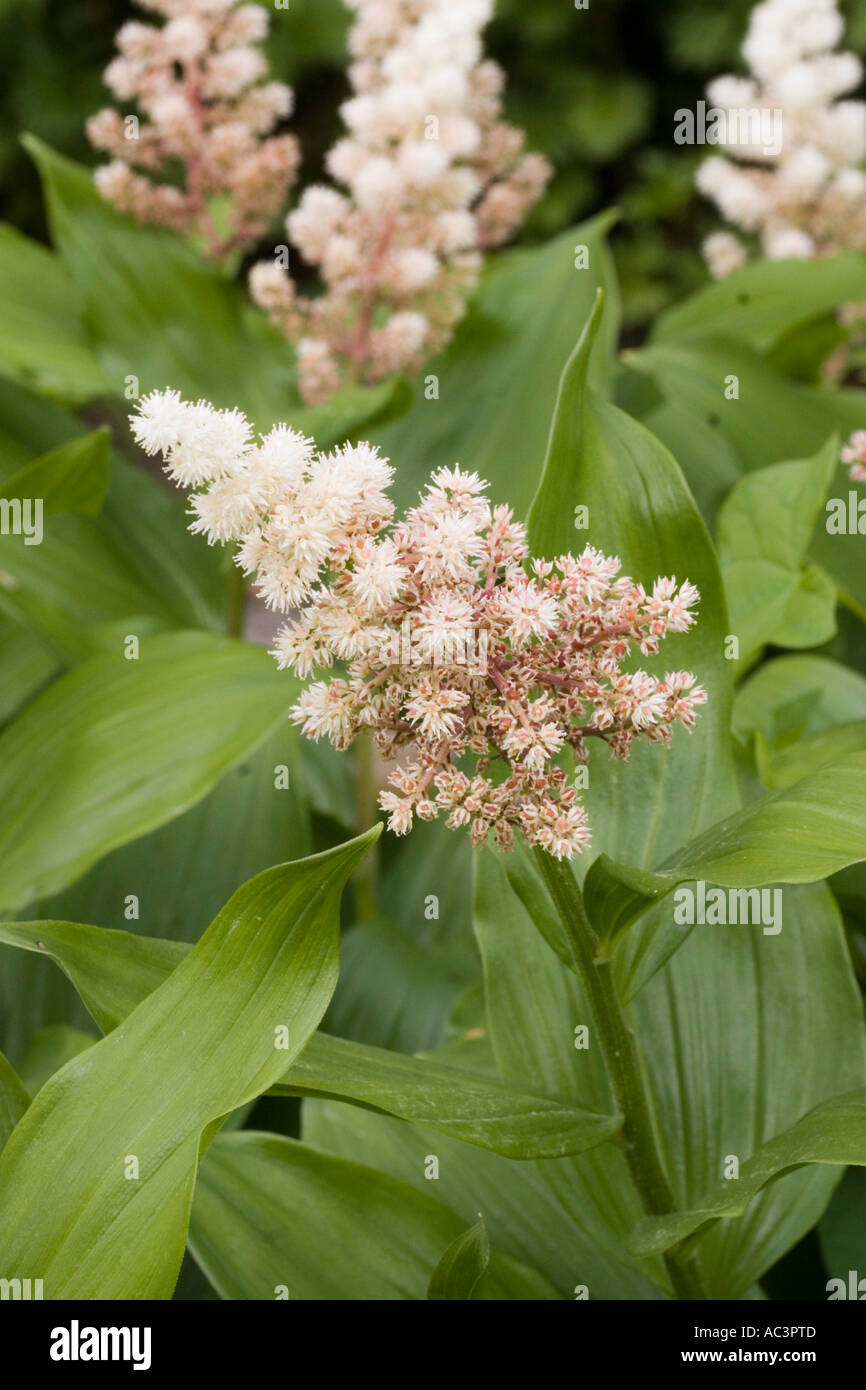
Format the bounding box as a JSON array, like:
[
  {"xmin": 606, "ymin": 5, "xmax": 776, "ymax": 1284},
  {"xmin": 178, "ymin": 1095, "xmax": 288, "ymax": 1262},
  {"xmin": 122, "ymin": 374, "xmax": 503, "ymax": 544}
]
[
  {"xmin": 131, "ymin": 388, "xmax": 707, "ymax": 860},
  {"xmin": 841, "ymin": 431, "xmax": 866, "ymax": 482},
  {"xmin": 249, "ymin": 0, "xmax": 551, "ymax": 404},
  {"xmin": 87, "ymin": 0, "xmax": 299, "ymax": 256},
  {"xmin": 697, "ymin": 0, "xmax": 866, "ymax": 277}
]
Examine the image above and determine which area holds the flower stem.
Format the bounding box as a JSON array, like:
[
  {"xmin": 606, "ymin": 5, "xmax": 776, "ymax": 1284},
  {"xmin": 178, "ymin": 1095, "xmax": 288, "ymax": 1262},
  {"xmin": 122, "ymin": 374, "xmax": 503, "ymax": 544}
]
[{"xmin": 533, "ymin": 848, "xmax": 709, "ymax": 1301}]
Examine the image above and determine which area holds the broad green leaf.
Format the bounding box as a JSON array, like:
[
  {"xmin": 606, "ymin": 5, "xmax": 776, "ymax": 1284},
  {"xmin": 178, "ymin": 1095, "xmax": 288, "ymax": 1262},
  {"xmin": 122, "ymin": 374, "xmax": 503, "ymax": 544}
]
[
  {"xmin": 0, "ymin": 832, "xmax": 377, "ymax": 1298},
  {"xmin": 527, "ymin": 294, "xmax": 739, "ymax": 874},
  {"xmin": 652, "ymin": 252, "xmax": 866, "ymax": 354},
  {"xmin": 372, "ymin": 216, "xmax": 620, "ymax": 516},
  {"xmin": 717, "ymin": 438, "xmax": 839, "ymax": 666},
  {"xmin": 25, "ymin": 135, "xmax": 294, "ymax": 421},
  {"xmin": 303, "ymin": 1103, "xmax": 666, "ymax": 1300},
  {"xmin": 0, "ymin": 919, "xmax": 187, "ymax": 1038},
  {"xmin": 0, "ymin": 380, "xmax": 226, "ymax": 642},
  {"xmin": 629, "ymin": 337, "xmax": 866, "ymax": 532},
  {"xmin": 0, "ymin": 916, "xmax": 620, "ymax": 1161},
  {"xmin": 733, "ymin": 654, "xmax": 866, "ymax": 745},
  {"xmin": 473, "ymin": 851, "xmax": 670, "ymax": 1298},
  {"xmin": 629, "ymin": 881, "xmax": 866, "ymax": 1295},
  {"xmin": 427, "ymin": 1216, "xmax": 489, "ymax": 1299},
  {"xmin": 271, "ymin": 1030, "xmax": 621, "ymax": 1160},
  {"xmin": 324, "ymin": 918, "xmax": 462, "ymax": 1054},
  {"xmin": 307, "ymin": 875, "xmax": 866, "ymax": 1302},
  {"xmin": 0, "ymin": 618, "xmax": 56, "ymax": 722},
  {"xmin": 0, "ymin": 223, "xmax": 109, "ymax": 401},
  {"xmin": 479, "ymin": 829, "xmax": 866, "ymax": 1298},
  {"xmin": 190, "ymin": 1131, "xmax": 557, "ymax": 1300},
  {"xmin": 628, "ymin": 1090, "xmax": 866, "ymax": 1258},
  {"xmin": 29, "ymin": 722, "xmax": 312, "ymax": 943},
  {"xmin": 0, "ymin": 428, "xmax": 109, "ymax": 517},
  {"xmin": 584, "ymin": 752, "xmax": 866, "ymax": 949},
  {"xmin": 0, "ymin": 1052, "xmax": 28, "ymax": 1150},
  {"xmin": 0, "ymin": 630, "xmax": 292, "ymax": 912},
  {"xmin": 326, "ymin": 818, "xmax": 477, "ymax": 1055},
  {"xmin": 16, "ymin": 1025, "xmax": 96, "ymax": 1096},
  {"xmin": 755, "ymin": 722, "xmax": 866, "ymax": 791},
  {"xmin": 24, "ymin": 137, "xmax": 411, "ymax": 443}
]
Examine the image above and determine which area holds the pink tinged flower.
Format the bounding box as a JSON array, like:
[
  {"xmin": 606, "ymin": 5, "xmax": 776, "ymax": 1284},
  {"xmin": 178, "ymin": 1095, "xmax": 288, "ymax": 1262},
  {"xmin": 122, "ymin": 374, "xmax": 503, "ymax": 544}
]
[
  {"xmin": 89, "ymin": 0, "xmax": 298, "ymax": 255},
  {"xmin": 841, "ymin": 431, "xmax": 866, "ymax": 482},
  {"xmin": 140, "ymin": 390, "xmax": 707, "ymax": 859}
]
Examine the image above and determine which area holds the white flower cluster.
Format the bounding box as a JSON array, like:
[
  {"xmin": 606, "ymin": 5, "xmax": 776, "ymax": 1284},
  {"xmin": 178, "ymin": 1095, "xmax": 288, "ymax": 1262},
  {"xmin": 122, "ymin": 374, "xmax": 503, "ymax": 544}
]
[
  {"xmin": 249, "ymin": 0, "xmax": 550, "ymax": 403},
  {"xmin": 698, "ymin": 0, "xmax": 866, "ymax": 276},
  {"xmin": 131, "ymin": 388, "xmax": 707, "ymax": 861},
  {"xmin": 87, "ymin": 0, "xmax": 299, "ymax": 256}
]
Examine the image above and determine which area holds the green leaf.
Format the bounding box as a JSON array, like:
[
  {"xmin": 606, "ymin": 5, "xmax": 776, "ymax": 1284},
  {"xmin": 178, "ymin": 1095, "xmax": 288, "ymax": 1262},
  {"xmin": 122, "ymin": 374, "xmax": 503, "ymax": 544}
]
[
  {"xmin": 628, "ymin": 1090, "xmax": 866, "ymax": 1258},
  {"xmin": 0, "ymin": 915, "xmax": 620, "ymax": 1161},
  {"xmin": 16, "ymin": 1025, "xmax": 96, "ymax": 1096},
  {"xmin": 652, "ymin": 252, "xmax": 866, "ymax": 354},
  {"xmin": 0, "ymin": 1051, "xmax": 29, "ymax": 1151},
  {"xmin": 326, "ymin": 817, "xmax": 477, "ymax": 1056},
  {"xmin": 0, "ymin": 618, "xmax": 56, "ymax": 723},
  {"xmin": 324, "ymin": 918, "xmax": 462, "ymax": 1055},
  {"xmin": 0, "ymin": 832, "xmax": 378, "ymax": 1298},
  {"xmin": 0, "ymin": 381, "xmax": 226, "ymax": 644},
  {"xmin": 473, "ymin": 850, "xmax": 670, "ymax": 1298},
  {"xmin": 0, "ymin": 223, "xmax": 110, "ymax": 401},
  {"xmin": 629, "ymin": 336, "xmax": 866, "ymax": 534},
  {"xmin": 629, "ymin": 881, "xmax": 866, "ymax": 1295},
  {"xmin": 0, "ymin": 428, "xmax": 109, "ymax": 516},
  {"xmin": 23, "ymin": 138, "xmax": 410, "ymax": 443},
  {"xmin": 717, "ymin": 437, "xmax": 839, "ymax": 666},
  {"xmin": 527, "ymin": 294, "xmax": 739, "ymax": 878},
  {"xmin": 427, "ymin": 1215, "xmax": 490, "ymax": 1299},
  {"xmin": 272, "ymin": 1031, "xmax": 621, "ymax": 1160},
  {"xmin": 189, "ymin": 1131, "xmax": 557, "ymax": 1300},
  {"xmin": 755, "ymin": 722, "xmax": 866, "ymax": 791},
  {"xmin": 372, "ymin": 216, "xmax": 620, "ymax": 517},
  {"xmin": 734, "ymin": 655, "xmax": 866, "ymax": 745},
  {"xmin": 584, "ymin": 752, "xmax": 866, "ymax": 949},
  {"xmin": 0, "ymin": 630, "xmax": 292, "ymax": 912},
  {"xmin": 24, "ymin": 136, "xmax": 293, "ymax": 423}
]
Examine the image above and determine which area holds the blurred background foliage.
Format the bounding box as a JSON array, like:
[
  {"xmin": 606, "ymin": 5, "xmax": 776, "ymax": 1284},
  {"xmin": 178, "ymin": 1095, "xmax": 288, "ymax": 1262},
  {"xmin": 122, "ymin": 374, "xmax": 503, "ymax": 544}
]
[{"xmin": 3, "ymin": 0, "xmax": 866, "ymax": 333}]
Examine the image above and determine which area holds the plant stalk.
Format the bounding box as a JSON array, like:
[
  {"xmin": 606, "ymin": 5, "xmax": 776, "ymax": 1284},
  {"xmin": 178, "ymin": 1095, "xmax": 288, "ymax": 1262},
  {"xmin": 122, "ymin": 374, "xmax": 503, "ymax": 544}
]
[{"xmin": 533, "ymin": 848, "xmax": 709, "ymax": 1301}]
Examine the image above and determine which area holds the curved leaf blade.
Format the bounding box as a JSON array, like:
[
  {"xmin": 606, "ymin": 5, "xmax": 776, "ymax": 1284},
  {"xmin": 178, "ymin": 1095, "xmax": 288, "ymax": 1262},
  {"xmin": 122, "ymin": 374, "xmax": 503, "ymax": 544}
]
[
  {"xmin": 0, "ymin": 631, "xmax": 294, "ymax": 912},
  {"xmin": 0, "ymin": 832, "xmax": 377, "ymax": 1298},
  {"xmin": 629, "ymin": 1090, "xmax": 866, "ymax": 1258},
  {"xmin": 0, "ymin": 916, "xmax": 621, "ymax": 1161},
  {"xmin": 427, "ymin": 1215, "xmax": 490, "ymax": 1299}
]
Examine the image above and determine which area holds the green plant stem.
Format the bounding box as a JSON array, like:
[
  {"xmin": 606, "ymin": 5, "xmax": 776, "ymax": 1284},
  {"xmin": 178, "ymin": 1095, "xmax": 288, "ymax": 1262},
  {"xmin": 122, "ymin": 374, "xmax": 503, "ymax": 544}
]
[
  {"xmin": 353, "ymin": 730, "xmax": 379, "ymax": 919},
  {"xmin": 533, "ymin": 848, "xmax": 709, "ymax": 1301}
]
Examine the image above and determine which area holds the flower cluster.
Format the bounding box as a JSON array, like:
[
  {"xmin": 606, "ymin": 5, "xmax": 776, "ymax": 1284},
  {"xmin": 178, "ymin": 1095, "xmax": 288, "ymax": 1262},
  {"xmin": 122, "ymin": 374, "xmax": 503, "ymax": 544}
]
[
  {"xmin": 249, "ymin": 0, "xmax": 550, "ymax": 403},
  {"xmin": 698, "ymin": 0, "xmax": 866, "ymax": 277},
  {"xmin": 87, "ymin": 0, "xmax": 299, "ymax": 256},
  {"xmin": 131, "ymin": 388, "xmax": 707, "ymax": 860},
  {"xmin": 841, "ymin": 431, "xmax": 866, "ymax": 482}
]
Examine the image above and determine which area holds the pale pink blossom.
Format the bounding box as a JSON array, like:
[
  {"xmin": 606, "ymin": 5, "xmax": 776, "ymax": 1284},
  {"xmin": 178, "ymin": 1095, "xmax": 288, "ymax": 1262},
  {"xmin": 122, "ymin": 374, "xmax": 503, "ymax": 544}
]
[
  {"xmin": 88, "ymin": 0, "xmax": 299, "ymax": 255},
  {"xmin": 132, "ymin": 388, "xmax": 707, "ymax": 860},
  {"xmin": 249, "ymin": 0, "xmax": 550, "ymax": 402},
  {"xmin": 841, "ymin": 430, "xmax": 866, "ymax": 482}
]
